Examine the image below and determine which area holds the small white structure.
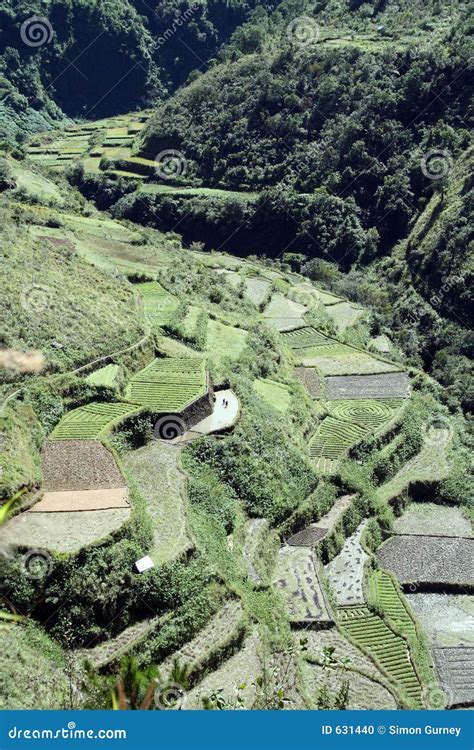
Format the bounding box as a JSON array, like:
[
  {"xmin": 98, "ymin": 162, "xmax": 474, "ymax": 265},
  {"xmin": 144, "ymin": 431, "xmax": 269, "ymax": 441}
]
[{"xmin": 135, "ymin": 555, "xmax": 154, "ymax": 573}]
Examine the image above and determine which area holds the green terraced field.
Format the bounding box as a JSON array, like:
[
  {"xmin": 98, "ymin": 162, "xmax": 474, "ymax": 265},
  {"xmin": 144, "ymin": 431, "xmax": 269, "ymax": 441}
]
[
  {"xmin": 368, "ymin": 570, "xmax": 417, "ymax": 641},
  {"xmin": 281, "ymin": 327, "xmax": 330, "ymax": 349},
  {"xmin": 85, "ymin": 364, "xmax": 120, "ymax": 388},
  {"xmin": 253, "ymin": 378, "xmax": 292, "ymax": 413},
  {"xmin": 309, "ymin": 417, "xmax": 369, "ymax": 459},
  {"xmin": 328, "ymin": 399, "xmax": 403, "ymax": 430},
  {"xmin": 338, "ymin": 607, "xmax": 422, "ymax": 707},
  {"xmin": 125, "ymin": 357, "xmax": 207, "ymax": 411},
  {"xmin": 50, "ymin": 402, "xmax": 140, "ymax": 440},
  {"xmin": 136, "ymin": 281, "xmax": 178, "ymax": 326}
]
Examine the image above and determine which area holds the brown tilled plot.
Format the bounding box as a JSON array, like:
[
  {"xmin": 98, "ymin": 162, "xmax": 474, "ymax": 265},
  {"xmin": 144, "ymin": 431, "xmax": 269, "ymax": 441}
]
[
  {"xmin": 43, "ymin": 440, "xmax": 124, "ymax": 490},
  {"xmin": 294, "ymin": 367, "xmax": 321, "ymax": 398},
  {"xmin": 29, "ymin": 488, "xmax": 130, "ymax": 513}
]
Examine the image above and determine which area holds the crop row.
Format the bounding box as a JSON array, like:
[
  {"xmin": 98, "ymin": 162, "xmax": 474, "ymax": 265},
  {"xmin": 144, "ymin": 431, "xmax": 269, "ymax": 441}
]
[
  {"xmin": 50, "ymin": 402, "xmax": 140, "ymax": 440},
  {"xmin": 136, "ymin": 281, "xmax": 178, "ymax": 326},
  {"xmin": 125, "ymin": 358, "xmax": 207, "ymax": 411},
  {"xmin": 281, "ymin": 326, "xmax": 330, "ymax": 349},
  {"xmin": 328, "ymin": 398, "xmax": 403, "ymax": 430},
  {"xmin": 338, "ymin": 606, "xmax": 422, "ymax": 706},
  {"xmin": 309, "ymin": 417, "xmax": 369, "ymax": 459},
  {"xmin": 368, "ymin": 570, "xmax": 417, "ymax": 640}
]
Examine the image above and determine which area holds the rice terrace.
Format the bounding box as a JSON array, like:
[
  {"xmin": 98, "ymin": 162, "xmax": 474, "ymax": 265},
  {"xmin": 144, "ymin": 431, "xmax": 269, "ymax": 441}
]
[{"xmin": 0, "ymin": 0, "xmax": 472, "ymax": 726}]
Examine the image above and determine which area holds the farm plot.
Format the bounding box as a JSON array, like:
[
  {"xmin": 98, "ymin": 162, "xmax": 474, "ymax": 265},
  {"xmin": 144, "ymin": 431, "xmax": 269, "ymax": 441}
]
[
  {"xmin": 244, "ymin": 276, "xmax": 270, "ymax": 305},
  {"xmin": 29, "ymin": 488, "xmax": 129, "ymax": 513},
  {"xmin": 325, "ymin": 522, "xmax": 368, "ymax": 606},
  {"xmin": 42, "ymin": 440, "xmax": 124, "ymax": 490},
  {"xmin": 293, "ymin": 367, "xmax": 321, "ymax": 398},
  {"xmin": 1, "ymin": 508, "xmax": 130, "ymax": 554},
  {"xmin": 309, "ymin": 417, "xmax": 369, "ymax": 460},
  {"xmin": 253, "ymin": 379, "xmax": 292, "ymax": 413},
  {"xmin": 77, "ymin": 614, "xmax": 168, "ymax": 669},
  {"xmin": 406, "ymin": 594, "xmax": 474, "ymax": 647},
  {"xmin": 301, "ymin": 630, "xmax": 397, "ymax": 709},
  {"xmin": 85, "ymin": 364, "xmax": 120, "ymax": 388},
  {"xmin": 123, "ymin": 440, "xmax": 191, "ymax": 563},
  {"xmin": 314, "ymin": 289, "xmax": 345, "ymax": 306},
  {"xmin": 50, "ymin": 402, "xmax": 141, "ymax": 440},
  {"xmin": 338, "ymin": 607, "xmax": 422, "ymax": 707},
  {"xmin": 263, "ymin": 293, "xmax": 306, "ymax": 331},
  {"xmin": 287, "ymin": 494, "xmax": 354, "ymax": 547},
  {"xmin": 377, "ymin": 535, "xmax": 474, "ymax": 587},
  {"xmin": 324, "ymin": 302, "xmax": 364, "ymax": 332},
  {"xmin": 159, "ymin": 600, "xmax": 244, "ymax": 685},
  {"xmin": 136, "ymin": 281, "xmax": 178, "ymax": 327},
  {"xmin": 368, "ymin": 570, "xmax": 417, "ymax": 640},
  {"xmin": 274, "ymin": 546, "xmax": 331, "ymax": 624},
  {"xmin": 393, "ymin": 503, "xmax": 472, "ymax": 538},
  {"xmin": 281, "ymin": 327, "xmax": 330, "ymax": 349},
  {"xmin": 297, "ymin": 344, "xmax": 400, "ymax": 375},
  {"xmin": 433, "ymin": 647, "xmax": 474, "ymax": 708},
  {"xmin": 125, "ymin": 358, "xmax": 207, "ymax": 411},
  {"xmin": 328, "ymin": 399, "xmax": 403, "ymax": 431},
  {"xmin": 182, "ymin": 630, "xmax": 261, "ymax": 710},
  {"xmin": 205, "ymin": 320, "xmax": 247, "ymax": 361},
  {"xmin": 325, "ymin": 372, "xmax": 410, "ymax": 400}
]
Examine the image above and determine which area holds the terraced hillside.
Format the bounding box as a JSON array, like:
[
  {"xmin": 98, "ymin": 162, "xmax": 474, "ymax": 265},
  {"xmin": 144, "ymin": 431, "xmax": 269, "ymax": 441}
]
[
  {"xmin": 125, "ymin": 358, "xmax": 207, "ymax": 411},
  {"xmin": 50, "ymin": 402, "xmax": 141, "ymax": 441}
]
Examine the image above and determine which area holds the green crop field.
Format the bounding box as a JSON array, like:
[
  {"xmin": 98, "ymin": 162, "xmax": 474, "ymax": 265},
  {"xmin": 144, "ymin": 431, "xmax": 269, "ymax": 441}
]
[
  {"xmin": 125, "ymin": 357, "xmax": 207, "ymax": 411},
  {"xmin": 253, "ymin": 378, "xmax": 292, "ymax": 413},
  {"xmin": 368, "ymin": 570, "xmax": 417, "ymax": 641},
  {"xmin": 85, "ymin": 364, "xmax": 120, "ymax": 388},
  {"xmin": 338, "ymin": 607, "xmax": 422, "ymax": 707},
  {"xmin": 139, "ymin": 184, "xmax": 259, "ymax": 200},
  {"xmin": 328, "ymin": 399, "xmax": 403, "ymax": 430},
  {"xmin": 281, "ymin": 327, "xmax": 330, "ymax": 349},
  {"xmin": 50, "ymin": 402, "xmax": 141, "ymax": 440},
  {"xmin": 309, "ymin": 417, "xmax": 369, "ymax": 460},
  {"xmin": 136, "ymin": 280, "xmax": 178, "ymax": 327},
  {"xmin": 297, "ymin": 343, "xmax": 401, "ymax": 375}
]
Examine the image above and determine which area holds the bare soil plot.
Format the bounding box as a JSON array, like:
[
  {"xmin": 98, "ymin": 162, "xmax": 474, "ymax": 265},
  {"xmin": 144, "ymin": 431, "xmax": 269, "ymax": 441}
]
[
  {"xmin": 42, "ymin": 440, "xmax": 124, "ymax": 491},
  {"xmin": 394, "ymin": 503, "xmax": 472, "ymax": 538},
  {"xmin": 325, "ymin": 372, "xmax": 410, "ymax": 400},
  {"xmin": 406, "ymin": 594, "xmax": 474, "ymax": 647},
  {"xmin": 274, "ymin": 546, "xmax": 332, "ymax": 624},
  {"xmin": 325, "ymin": 522, "xmax": 368, "ymax": 606},
  {"xmin": 433, "ymin": 647, "xmax": 474, "ymax": 707},
  {"xmin": 294, "ymin": 367, "xmax": 321, "ymax": 398},
  {"xmin": 1, "ymin": 508, "xmax": 130, "ymax": 553},
  {"xmin": 377, "ymin": 535, "xmax": 474, "ymax": 587},
  {"xmin": 287, "ymin": 495, "xmax": 354, "ymax": 547},
  {"xmin": 123, "ymin": 440, "xmax": 191, "ymax": 564},
  {"xmin": 29, "ymin": 488, "xmax": 129, "ymax": 513}
]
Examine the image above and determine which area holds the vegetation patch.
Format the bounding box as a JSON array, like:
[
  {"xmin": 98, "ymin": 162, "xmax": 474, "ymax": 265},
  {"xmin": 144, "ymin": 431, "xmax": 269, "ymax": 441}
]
[
  {"xmin": 328, "ymin": 399, "xmax": 403, "ymax": 431},
  {"xmin": 263, "ymin": 293, "xmax": 306, "ymax": 331},
  {"xmin": 298, "ymin": 345, "xmax": 400, "ymax": 375},
  {"xmin": 324, "ymin": 302, "xmax": 364, "ymax": 332},
  {"xmin": 253, "ymin": 378, "xmax": 291, "ymax": 413},
  {"xmin": 281, "ymin": 327, "xmax": 330, "ymax": 349}
]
